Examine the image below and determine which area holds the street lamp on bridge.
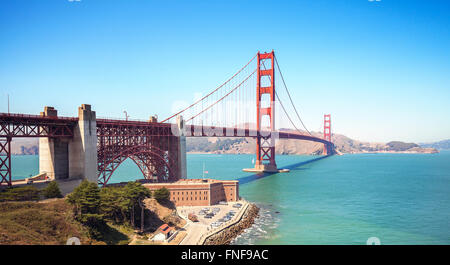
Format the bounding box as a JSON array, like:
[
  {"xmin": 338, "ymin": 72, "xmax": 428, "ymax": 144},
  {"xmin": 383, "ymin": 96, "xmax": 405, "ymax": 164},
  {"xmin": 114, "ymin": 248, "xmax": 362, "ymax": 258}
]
[{"xmin": 123, "ymin": 110, "xmax": 130, "ymax": 121}]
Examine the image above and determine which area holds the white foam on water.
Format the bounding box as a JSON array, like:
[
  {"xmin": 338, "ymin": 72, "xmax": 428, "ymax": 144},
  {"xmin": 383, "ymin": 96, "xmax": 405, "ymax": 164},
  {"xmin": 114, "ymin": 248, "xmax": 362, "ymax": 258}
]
[{"xmin": 231, "ymin": 203, "xmax": 279, "ymax": 245}]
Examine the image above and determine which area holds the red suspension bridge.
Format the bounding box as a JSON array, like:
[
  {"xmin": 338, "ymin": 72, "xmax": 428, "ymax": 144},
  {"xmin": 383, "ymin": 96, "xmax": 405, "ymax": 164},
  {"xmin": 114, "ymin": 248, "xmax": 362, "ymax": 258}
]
[{"xmin": 0, "ymin": 51, "xmax": 334, "ymax": 187}]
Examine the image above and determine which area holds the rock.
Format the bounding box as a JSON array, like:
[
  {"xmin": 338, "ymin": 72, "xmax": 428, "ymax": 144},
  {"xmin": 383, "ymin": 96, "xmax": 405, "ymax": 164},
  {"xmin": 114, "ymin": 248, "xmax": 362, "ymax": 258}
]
[{"xmin": 203, "ymin": 204, "xmax": 260, "ymax": 245}]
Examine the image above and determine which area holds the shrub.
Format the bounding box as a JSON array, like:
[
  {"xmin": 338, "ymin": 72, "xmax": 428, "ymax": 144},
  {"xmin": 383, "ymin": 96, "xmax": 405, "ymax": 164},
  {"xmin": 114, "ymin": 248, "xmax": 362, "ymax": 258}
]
[
  {"xmin": 0, "ymin": 186, "xmax": 40, "ymax": 202},
  {"xmin": 42, "ymin": 181, "xmax": 63, "ymax": 198}
]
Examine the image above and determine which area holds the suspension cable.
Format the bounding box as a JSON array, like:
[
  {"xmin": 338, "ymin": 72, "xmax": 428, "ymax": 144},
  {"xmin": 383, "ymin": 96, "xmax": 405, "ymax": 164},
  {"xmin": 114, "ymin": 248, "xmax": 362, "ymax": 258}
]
[
  {"xmin": 274, "ymin": 55, "xmax": 312, "ymax": 136},
  {"xmin": 260, "ymin": 59, "xmax": 309, "ymax": 136},
  {"xmin": 161, "ymin": 54, "xmax": 257, "ymax": 123},
  {"xmin": 185, "ymin": 69, "xmax": 257, "ymax": 123}
]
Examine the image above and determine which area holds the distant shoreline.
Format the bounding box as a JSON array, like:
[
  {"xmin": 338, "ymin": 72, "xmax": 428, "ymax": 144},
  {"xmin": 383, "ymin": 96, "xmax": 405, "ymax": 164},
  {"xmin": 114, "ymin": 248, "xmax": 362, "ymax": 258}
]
[
  {"xmin": 12, "ymin": 150, "xmax": 443, "ymax": 156},
  {"xmin": 342, "ymin": 149, "xmax": 439, "ymax": 155}
]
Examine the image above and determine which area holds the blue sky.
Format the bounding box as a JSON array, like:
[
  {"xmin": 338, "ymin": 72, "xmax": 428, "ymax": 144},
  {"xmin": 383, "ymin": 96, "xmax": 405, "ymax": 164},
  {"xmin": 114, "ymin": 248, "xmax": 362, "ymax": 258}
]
[{"xmin": 1, "ymin": 0, "xmax": 449, "ymax": 143}]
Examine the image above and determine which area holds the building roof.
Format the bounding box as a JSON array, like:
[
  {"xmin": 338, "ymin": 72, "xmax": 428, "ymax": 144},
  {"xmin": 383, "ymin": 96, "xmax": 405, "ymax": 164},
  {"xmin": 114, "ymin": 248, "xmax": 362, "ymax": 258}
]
[
  {"xmin": 143, "ymin": 178, "xmax": 238, "ymax": 187},
  {"xmin": 157, "ymin": 224, "xmax": 173, "ymax": 234}
]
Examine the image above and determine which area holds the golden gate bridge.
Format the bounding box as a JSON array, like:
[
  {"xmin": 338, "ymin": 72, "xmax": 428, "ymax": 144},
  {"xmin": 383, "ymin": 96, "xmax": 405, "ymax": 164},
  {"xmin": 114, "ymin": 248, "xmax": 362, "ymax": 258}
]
[{"xmin": 0, "ymin": 51, "xmax": 334, "ymax": 186}]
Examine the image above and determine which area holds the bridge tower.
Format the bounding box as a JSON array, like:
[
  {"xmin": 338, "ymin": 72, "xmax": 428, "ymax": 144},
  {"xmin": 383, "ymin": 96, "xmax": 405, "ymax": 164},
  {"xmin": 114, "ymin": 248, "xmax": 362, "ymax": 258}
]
[
  {"xmin": 323, "ymin": 114, "xmax": 331, "ymax": 155},
  {"xmin": 254, "ymin": 51, "xmax": 278, "ymax": 172}
]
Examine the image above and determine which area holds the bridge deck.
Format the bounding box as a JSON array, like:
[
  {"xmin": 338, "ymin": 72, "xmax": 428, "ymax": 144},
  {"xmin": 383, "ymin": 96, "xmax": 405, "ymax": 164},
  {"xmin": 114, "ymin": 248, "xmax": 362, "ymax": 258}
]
[
  {"xmin": 0, "ymin": 113, "xmax": 331, "ymax": 146},
  {"xmin": 185, "ymin": 125, "xmax": 331, "ymax": 145}
]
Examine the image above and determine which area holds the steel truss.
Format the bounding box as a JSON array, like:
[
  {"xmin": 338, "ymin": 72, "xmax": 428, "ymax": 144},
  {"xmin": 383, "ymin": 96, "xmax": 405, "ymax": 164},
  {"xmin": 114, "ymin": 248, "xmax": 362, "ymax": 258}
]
[
  {"xmin": 0, "ymin": 113, "xmax": 76, "ymax": 186},
  {"xmin": 96, "ymin": 120, "xmax": 179, "ymax": 185}
]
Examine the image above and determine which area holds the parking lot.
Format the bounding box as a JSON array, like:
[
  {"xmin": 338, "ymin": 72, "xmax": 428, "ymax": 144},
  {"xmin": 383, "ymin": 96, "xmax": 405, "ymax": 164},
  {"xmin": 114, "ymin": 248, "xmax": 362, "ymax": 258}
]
[
  {"xmin": 177, "ymin": 201, "xmax": 247, "ymax": 244},
  {"xmin": 179, "ymin": 201, "xmax": 245, "ymax": 227}
]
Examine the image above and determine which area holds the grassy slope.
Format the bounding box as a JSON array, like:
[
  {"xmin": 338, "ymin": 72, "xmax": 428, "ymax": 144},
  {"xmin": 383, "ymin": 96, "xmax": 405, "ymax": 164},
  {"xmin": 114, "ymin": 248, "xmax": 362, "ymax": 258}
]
[
  {"xmin": 0, "ymin": 199, "xmax": 131, "ymax": 245},
  {"xmin": 0, "ymin": 199, "xmax": 92, "ymax": 245}
]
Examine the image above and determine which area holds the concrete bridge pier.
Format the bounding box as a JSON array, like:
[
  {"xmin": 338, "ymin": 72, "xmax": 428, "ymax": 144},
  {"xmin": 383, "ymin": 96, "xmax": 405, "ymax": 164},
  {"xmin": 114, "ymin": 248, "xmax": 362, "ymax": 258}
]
[
  {"xmin": 176, "ymin": 115, "xmax": 187, "ymax": 179},
  {"xmin": 69, "ymin": 104, "xmax": 97, "ymax": 182},
  {"xmin": 39, "ymin": 104, "xmax": 97, "ymax": 182},
  {"xmin": 39, "ymin": 107, "xmax": 68, "ymax": 180},
  {"xmin": 161, "ymin": 115, "xmax": 187, "ymax": 181}
]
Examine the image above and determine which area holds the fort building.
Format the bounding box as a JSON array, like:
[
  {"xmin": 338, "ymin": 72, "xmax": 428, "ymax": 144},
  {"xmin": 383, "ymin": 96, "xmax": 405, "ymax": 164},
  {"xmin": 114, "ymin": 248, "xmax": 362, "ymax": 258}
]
[{"xmin": 143, "ymin": 179, "xmax": 239, "ymax": 206}]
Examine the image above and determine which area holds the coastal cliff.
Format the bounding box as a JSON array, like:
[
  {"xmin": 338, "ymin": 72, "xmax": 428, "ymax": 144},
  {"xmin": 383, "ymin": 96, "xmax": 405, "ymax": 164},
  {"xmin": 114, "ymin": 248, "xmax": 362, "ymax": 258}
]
[{"xmin": 203, "ymin": 203, "xmax": 259, "ymax": 245}]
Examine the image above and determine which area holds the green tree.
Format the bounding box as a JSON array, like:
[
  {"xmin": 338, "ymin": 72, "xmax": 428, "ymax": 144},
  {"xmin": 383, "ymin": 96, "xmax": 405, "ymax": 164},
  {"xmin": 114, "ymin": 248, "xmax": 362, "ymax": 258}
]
[
  {"xmin": 98, "ymin": 182, "xmax": 151, "ymax": 232},
  {"xmin": 122, "ymin": 182, "xmax": 151, "ymax": 231},
  {"xmin": 99, "ymin": 187, "xmax": 129, "ymax": 223},
  {"xmin": 42, "ymin": 181, "xmax": 63, "ymax": 198},
  {"xmin": 66, "ymin": 180, "xmax": 104, "ymax": 238},
  {"xmin": 153, "ymin": 187, "xmax": 170, "ymax": 202},
  {"xmin": 66, "ymin": 180, "xmax": 101, "ymax": 216},
  {"xmin": 122, "ymin": 182, "xmax": 151, "ymax": 205}
]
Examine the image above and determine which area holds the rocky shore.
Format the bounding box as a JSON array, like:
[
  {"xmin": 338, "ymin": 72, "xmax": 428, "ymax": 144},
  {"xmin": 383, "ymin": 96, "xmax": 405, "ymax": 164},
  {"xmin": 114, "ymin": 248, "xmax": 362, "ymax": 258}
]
[{"xmin": 203, "ymin": 203, "xmax": 260, "ymax": 245}]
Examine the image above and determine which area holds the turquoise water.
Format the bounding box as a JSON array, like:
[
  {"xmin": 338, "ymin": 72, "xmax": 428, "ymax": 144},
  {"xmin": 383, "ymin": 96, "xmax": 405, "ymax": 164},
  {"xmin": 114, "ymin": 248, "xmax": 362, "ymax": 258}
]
[{"xmin": 10, "ymin": 151, "xmax": 450, "ymax": 244}]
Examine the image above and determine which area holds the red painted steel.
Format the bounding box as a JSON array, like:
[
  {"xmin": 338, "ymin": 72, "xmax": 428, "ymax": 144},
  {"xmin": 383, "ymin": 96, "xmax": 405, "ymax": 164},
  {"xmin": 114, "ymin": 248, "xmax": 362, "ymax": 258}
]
[
  {"xmin": 96, "ymin": 119, "xmax": 179, "ymax": 185},
  {"xmin": 0, "ymin": 113, "xmax": 76, "ymax": 138},
  {"xmin": 0, "ymin": 113, "xmax": 76, "ymax": 186},
  {"xmin": 0, "ymin": 137, "xmax": 11, "ymax": 186},
  {"xmin": 256, "ymin": 51, "xmax": 277, "ymax": 168},
  {"xmin": 323, "ymin": 114, "xmax": 332, "ymax": 154}
]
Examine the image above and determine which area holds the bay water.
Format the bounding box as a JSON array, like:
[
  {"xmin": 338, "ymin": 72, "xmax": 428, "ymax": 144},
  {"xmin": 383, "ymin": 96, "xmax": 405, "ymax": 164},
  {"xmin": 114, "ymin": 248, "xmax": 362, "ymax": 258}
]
[{"xmin": 10, "ymin": 151, "xmax": 450, "ymax": 244}]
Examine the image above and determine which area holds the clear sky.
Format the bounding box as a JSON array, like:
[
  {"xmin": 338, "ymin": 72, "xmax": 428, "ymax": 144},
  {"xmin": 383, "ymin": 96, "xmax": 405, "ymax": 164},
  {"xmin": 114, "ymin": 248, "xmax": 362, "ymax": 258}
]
[{"xmin": 1, "ymin": 0, "xmax": 449, "ymax": 143}]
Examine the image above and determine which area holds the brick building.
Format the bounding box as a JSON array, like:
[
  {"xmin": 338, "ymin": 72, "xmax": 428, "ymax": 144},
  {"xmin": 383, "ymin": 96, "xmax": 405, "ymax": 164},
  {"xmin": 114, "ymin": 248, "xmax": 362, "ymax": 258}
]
[{"xmin": 143, "ymin": 179, "xmax": 239, "ymax": 206}]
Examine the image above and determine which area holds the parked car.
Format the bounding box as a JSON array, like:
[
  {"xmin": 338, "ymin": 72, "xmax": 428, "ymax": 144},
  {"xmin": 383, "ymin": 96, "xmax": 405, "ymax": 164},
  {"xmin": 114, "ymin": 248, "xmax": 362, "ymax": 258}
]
[
  {"xmin": 188, "ymin": 213, "xmax": 199, "ymax": 222},
  {"xmin": 218, "ymin": 201, "xmax": 228, "ymax": 205},
  {"xmin": 205, "ymin": 215, "xmax": 213, "ymax": 219},
  {"xmin": 233, "ymin": 203, "xmax": 242, "ymax": 208}
]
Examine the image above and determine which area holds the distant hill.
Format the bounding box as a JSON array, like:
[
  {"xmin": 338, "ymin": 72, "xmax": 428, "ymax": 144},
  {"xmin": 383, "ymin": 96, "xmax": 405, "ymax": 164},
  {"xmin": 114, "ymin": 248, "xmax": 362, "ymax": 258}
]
[
  {"xmin": 385, "ymin": 141, "xmax": 419, "ymax": 151},
  {"xmin": 10, "ymin": 131, "xmax": 438, "ymax": 156},
  {"xmin": 10, "ymin": 138, "xmax": 39, "ymax": 155},
  {"xmin": 420, "ymin": 139, "xmax": 450, "ymax": 150},
  {"xmin": 186, "ymin": 129, "xmax": 438, "ymax": 155}
]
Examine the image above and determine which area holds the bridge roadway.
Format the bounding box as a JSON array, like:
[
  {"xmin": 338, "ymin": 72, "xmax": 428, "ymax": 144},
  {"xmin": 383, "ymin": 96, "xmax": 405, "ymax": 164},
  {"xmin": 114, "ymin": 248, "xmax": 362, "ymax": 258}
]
[
  {"xmin": 0, "ymin": 112, "xmax": 332, "ymax": 146},
  {"xmin": 0, "ymin": 110, "xmax": 333, "ymax": 186},
  {"xmin": 183, "ymin": 124, "xmax": 332, "ymax": 145}
]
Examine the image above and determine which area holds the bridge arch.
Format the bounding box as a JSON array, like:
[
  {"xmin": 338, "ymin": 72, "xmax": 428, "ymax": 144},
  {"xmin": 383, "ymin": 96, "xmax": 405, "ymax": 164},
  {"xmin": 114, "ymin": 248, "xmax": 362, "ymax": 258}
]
[{"xmin": 97, "ymin": 145, "xmax": 177, "ymax": 186}]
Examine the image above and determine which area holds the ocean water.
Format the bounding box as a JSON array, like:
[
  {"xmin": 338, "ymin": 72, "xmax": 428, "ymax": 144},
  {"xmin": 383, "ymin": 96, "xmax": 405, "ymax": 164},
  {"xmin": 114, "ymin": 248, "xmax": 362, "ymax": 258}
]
[{"xmin": 10, "ymin": 151, "xmax": 450, "ymax": 245}]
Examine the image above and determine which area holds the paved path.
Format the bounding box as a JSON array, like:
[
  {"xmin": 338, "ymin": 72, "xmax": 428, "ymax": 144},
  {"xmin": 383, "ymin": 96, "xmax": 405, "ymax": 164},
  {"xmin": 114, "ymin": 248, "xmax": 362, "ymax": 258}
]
[{"xmin": 179, "ymin": 223, "xmax": 208, "ymax": 245}]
